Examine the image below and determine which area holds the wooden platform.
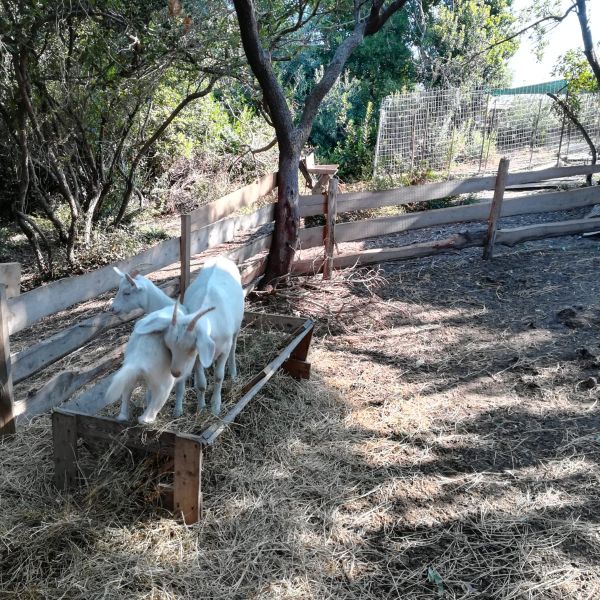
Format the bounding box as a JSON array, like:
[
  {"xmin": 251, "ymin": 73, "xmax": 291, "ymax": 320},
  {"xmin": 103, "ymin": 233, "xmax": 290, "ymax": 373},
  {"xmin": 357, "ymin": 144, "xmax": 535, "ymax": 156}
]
[{"xmin": 51, "ymin": 311, "xmax": 314, "ymax": 524}]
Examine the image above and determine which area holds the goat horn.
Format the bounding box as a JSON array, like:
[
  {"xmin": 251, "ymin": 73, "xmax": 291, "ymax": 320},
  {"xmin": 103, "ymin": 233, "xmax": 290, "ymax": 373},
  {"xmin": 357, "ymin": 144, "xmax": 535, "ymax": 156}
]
[
  {"xmin": 171, "ymin": 298, "xmax": 180, "ymax": 326},
  {"xmin": 125, "ymin": 273, "xmax": 136, "ymax": 286},
  {"xmin": 186, "ymin": 306, "xmax": 215, "ymax": 332},
  {"xmin": 130, "ymin": 269, "xmax": 140, "ymax": 278}
]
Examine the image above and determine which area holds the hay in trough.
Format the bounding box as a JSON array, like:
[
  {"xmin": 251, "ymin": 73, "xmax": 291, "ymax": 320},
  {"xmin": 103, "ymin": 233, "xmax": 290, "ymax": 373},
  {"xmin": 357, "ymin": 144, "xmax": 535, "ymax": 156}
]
[{"xmin": 96, "ymin": 319, "xmax": 293, "ymax": 435}]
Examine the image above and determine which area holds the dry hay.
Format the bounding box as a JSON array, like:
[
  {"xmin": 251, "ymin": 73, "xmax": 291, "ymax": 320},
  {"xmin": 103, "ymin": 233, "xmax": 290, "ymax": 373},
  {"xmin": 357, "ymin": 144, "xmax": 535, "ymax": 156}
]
[
  {"xmin": 95, "ymin": 319, "xmax": 293, "ymax": 435},
  {"xmin": 3, "ymin": 233, "xmax": 600, "ymax": 598}
]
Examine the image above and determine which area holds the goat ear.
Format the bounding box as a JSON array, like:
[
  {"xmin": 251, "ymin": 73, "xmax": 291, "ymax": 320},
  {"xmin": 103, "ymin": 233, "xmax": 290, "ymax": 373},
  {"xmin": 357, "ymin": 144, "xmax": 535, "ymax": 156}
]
[
  {"xmin": 196, "ymin": 329, "xmax": 216, "ymax": 368},
  {"xmin": 113, "ymin": 267, "xmax": 125, "ymax": 278},
  {"xmin": 134, "ymin": 312, "xmax": 171, "ymax": 335}
]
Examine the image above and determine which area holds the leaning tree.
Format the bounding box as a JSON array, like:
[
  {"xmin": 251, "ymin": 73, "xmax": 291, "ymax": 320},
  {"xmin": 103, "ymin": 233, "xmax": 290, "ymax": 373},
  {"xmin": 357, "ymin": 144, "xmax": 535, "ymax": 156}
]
[{"xmin": 232, "ymin": 0, "xmax": 411, "ymax": 284}]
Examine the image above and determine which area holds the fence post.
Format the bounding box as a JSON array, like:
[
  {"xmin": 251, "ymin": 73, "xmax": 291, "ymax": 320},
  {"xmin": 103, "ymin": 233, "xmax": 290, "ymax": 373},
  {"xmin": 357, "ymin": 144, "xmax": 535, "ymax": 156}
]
[
  {"xmin": 0, "ymin": 285, "xmax": 15, "ymax": 436},
  {"xmin": 0, "ymin": 262, "xmax": 20, "ymax": 298},
  {"xmin": 483, "ymin": 158, "xmax": 510, "ymax": 260},
  {"xmin": 323, "ymin": 176, "xmax": 338, "ymax": 279},
  {"xmin": 180, "ymin": 213, "xmax": 191, "ymax": 299}
]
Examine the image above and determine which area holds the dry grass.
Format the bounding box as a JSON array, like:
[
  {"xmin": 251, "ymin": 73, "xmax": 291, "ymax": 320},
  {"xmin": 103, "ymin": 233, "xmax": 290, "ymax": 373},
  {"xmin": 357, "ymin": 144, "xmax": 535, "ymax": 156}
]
[{"xmin": 3, "ymin": 228, "xmax": 600, "ymax": 598}]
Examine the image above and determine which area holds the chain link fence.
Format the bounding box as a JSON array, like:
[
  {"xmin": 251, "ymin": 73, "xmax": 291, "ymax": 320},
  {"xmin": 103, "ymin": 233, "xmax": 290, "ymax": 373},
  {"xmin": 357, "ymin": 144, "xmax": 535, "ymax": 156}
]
[{"xmin": 374, "ymin": 84, "xmax": 600, "ymax": 178}]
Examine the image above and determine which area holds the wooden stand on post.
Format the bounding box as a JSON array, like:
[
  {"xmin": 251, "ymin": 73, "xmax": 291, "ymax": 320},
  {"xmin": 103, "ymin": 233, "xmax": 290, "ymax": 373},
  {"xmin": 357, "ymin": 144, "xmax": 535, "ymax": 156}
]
[
  {"xmin": 180, "ymin": 213, "xmax": 191, "ymax": 299},
  {"xmin": 0, "ymin": 285, "xmax": 15, "ymax": 437},
  {"xmin": 323, "ymin": 177, "xmax": 339, "ymax": 280},
  {"xmin": 483, "ymin": 158, "xmax": 510, "ymax": 260}
]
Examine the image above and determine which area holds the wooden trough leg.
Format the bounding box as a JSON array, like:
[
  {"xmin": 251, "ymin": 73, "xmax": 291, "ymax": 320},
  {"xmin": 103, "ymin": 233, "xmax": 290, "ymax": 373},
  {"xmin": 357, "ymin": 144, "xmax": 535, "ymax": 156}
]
[
  {"xmin": 173, "ymin": 435, "xmax": 203, "ymax": 525},
  {"xmin": 0, "ymin": 285, "xmax": 15, "ymax": 437},
  {"xmin": 282, "ymin": 325, "xmax": 313, "ymax": 380},
  {"xmin": 52, "ymin": 411, "xmax": 78, "ymax": 490}
]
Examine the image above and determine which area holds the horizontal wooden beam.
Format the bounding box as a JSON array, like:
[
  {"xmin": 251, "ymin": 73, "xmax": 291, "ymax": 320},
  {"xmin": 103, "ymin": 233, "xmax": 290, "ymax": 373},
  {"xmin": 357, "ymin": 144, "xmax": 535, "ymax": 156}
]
[
  {"xmin": 298, "ymin": 186, "xmax": 600, "ymax": 249},
  {"xmin": 12, "ymin": 280, "xmax": 179, "ymax": 385},
  {"xmin": 294, "ymin": 217, "xmax": 600, "ymax": 274},
  {"xmin": 243, "ymin": 311, "xmax": 309, "ymax": 332},
  {"xmin": 189, "ymin": 172, "xmax": 277, "ymax": 230},
  {"xmin": 53, "ymin": 408, "xmax": 181, "ymax": 457},
  {"xmin": 227, "ymin": 234, "xmax": 272, "ymax": 264},
  {"xmin": 60, "ymin": 372, "xmax": 116, "ymax": 416},
  {"xmin": 298, "ymin": 164, "xmax": 600, "ymax": 218},
  {"xmin": 190, "ymin": 204, "xmax": 274, "ymax": 256},
  {"xmin": 14, "ymin": 346, "xmax": 124, "ymax": 420},
  {"xmin": 199, "ymin": 319, "xmax": 314, "ymax": 445},
  {"xmin": 8, "ymin": 237, "xmax": 180, "ymax": 335}
]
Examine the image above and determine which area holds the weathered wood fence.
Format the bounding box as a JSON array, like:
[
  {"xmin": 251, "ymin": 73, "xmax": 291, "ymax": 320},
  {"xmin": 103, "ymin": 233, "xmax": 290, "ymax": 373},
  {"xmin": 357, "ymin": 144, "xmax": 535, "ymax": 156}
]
[
  {"xmin": 2, "ymin": 159, "xmax": 600, "ymax": 435},
  {"xmin": 294, "ymin": 161, "xmax": 600, "ymax": 273},
  {"xmin": 0, "ymin": 172, "xmax": 279, "ymax": 435}
]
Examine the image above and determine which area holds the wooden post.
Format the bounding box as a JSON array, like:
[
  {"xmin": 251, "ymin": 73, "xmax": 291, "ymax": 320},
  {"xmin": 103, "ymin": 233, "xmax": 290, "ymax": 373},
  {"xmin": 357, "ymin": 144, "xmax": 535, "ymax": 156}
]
[
  {"xmin": 173, "ymin": 435, "xmax": 203, "ymax": 525},
  {"xmin": 323, "ymin": 177, "xmax": 338, "ymax": 280},
  {"xmin": 282, "ymin": 324, "xmax": 314, "ymax": 380},
  {"xmin": 0, "ymin": 285, "xmax": 15, "ymax": 436},
  {"xmin": 0, "ymin": 263, "xmax": 20, "ymax": 298},
  {"xmin": 410, "ymin": 110, "xmax": 417, "ymax": 171},
  {"xmin": 556, "ymin": 92, "xmax": 568, "ymax": 167},
  {"xmin": 478, "ymin": 93, "xmax": 491, "ymax": 173},
  {"xmin": 52, "ymin": 410, "xmax": 78, "ymax": 489},
  {"xmin": 180, "ymin": 213, "xmax": 191, "ymax": 299},
  {"xmin": 483, "ymin": 158, "xmax": 510, "ymax": 260},
  {"xmin": 529, "ymin": 97, "xmax": 543, "ymax": 169}
]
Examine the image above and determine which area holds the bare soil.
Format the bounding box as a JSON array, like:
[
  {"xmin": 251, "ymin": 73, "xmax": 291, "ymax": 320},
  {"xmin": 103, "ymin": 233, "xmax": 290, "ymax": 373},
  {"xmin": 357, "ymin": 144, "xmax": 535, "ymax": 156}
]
[{"xmin": 2, "ymin": 200, "xmax": 600, "ymax": 598}]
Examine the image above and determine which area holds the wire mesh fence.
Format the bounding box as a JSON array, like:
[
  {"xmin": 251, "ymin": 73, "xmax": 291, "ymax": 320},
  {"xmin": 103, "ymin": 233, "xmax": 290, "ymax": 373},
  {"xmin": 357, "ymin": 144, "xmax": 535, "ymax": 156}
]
[{"xmin": 373, "ymin": 84, "xmax": 600, "ymax": 179}]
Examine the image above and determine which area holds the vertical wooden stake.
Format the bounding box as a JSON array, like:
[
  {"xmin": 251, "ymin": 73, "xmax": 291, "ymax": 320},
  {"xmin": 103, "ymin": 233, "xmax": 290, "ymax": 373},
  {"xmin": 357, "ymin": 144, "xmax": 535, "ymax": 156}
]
[
  {"xmin": 323, "ymin": 177, "xmax": 338, "ymax": 280},
  {"xmin": 282, "ymin": 325, "xmax": 314, "ymax": 380},
  {"xmin": 0, "ymin": 285, "xmax": 15, "ymax": 436},
  {"xmin": 52, "ymin": 410, "xmax": 78, "ymax": 490},
  {"xmin": 483, "ymin": 158, "xmax": 510, "ymax": 260},
  {"xmin": 180, "ymin": 213, "xmax": 191, "ymax": 300},
  {"xmin": 174, "ymin": 435, "xmax": 203, "ymax": 525},
  {"xmin": 410, "ymin": 111, "xmax": 417, "ymax": 171},
  {"xmin": 478, "ymin": 93, "xmax": 491, "ymax": 173}
]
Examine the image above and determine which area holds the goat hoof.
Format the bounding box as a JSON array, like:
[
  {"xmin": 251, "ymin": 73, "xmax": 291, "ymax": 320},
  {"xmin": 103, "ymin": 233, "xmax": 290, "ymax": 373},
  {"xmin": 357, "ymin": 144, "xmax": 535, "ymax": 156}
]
[
  {"xmin": 116, "ymin": 413, "xmax": 129, "ymax": 422},
  {"xmin": 138, "ymin": 415, "xmax": 154, "ymax": 425},
  {"xmin": 173, "ymin": 409, "xmax": 183, "ymax": 418}
]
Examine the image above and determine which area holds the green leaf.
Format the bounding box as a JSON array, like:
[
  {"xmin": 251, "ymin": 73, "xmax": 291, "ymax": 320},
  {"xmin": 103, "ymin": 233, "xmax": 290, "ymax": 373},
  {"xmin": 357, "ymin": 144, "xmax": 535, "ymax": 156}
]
[{"xmin": 427, "ymin": 567, "xmax": 445, "ymax": 597}]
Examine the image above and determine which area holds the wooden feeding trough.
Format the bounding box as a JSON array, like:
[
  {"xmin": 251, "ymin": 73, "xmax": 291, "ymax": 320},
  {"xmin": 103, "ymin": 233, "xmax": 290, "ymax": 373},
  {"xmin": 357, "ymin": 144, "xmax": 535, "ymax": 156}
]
[{"xmin": 51, "ymin": 311, "xmax": 314, "ymax": 524}]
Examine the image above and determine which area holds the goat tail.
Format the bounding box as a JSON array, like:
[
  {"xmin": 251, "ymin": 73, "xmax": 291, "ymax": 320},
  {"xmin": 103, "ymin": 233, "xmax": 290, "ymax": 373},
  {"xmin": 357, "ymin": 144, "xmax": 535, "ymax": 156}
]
[{"xmin": 105, "ymin": 365, "xmax": 138, "ymax": 405}]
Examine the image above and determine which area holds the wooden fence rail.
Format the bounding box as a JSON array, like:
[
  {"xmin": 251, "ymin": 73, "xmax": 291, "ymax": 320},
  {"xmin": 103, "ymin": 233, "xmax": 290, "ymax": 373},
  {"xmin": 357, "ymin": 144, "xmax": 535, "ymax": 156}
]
[
  {"xmin": 293, "ymin": 217, "xmax": 600, "ymax": 275},
  {"xmin": 298, "ymin": 185, "xmax": 600, "ymax": 250},
  {"xmin": 7, "ymin": 173, "xmax": 278, "ymax": 336},
  {"xmin": 298, "ymin": 163, "xmax": 600, "ymax": 218}
]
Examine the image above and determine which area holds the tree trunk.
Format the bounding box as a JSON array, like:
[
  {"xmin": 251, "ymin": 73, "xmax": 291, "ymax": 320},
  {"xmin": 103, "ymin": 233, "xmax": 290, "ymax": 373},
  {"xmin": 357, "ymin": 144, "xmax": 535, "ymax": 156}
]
[
  {"xmin": 83, "ymin": 188, "xmax": 104, "ymax": 246},
  {"xmin": 264, "ymin": 148, "xmax": 301, "ymax": 283},
  {"xmin": 548, "ymin": 93, "xmax": 597, "ymax": 185},
  {"xmin": 576, "ymin": 0, "xmax": 600, "ymax": 89}
]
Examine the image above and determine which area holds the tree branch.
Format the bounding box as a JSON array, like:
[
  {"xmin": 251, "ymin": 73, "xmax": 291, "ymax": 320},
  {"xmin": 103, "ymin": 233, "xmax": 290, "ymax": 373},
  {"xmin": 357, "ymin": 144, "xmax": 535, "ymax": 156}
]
[
  {"xmin": 548, "ymin": 92, "xmax": 597, "ymax": 183},
  {"xmin": 297, "ymin": 0, "xmax": 408, "ymax": 142},
  {"xmin": 232, "ymin": 0, "xmax": 295, "ymax": 146}
]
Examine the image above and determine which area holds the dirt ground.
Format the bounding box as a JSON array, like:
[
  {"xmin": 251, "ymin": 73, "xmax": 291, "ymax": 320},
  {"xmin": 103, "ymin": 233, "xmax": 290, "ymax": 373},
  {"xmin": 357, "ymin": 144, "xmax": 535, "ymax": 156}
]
[{"xmin": 2, "ymin": 204, "xmax": 600, "ymax": 598}]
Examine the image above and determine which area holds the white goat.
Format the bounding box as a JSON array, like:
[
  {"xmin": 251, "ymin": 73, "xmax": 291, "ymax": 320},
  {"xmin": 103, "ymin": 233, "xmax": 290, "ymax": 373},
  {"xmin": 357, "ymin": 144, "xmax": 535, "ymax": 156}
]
[
  {"xmin": 110, "ymin": 269, "xmax": 188, "ymax": 422},
  {"xmin": 112, "ymin": 267, "xmax": 175, "ymax": 315},
  {"xmin": 136, "ymin": 257, "xmax": 244, "ymax": 416},
  {"xmin": 107, "ymin": 306, "xmax": 197, "ymax": 423}
]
